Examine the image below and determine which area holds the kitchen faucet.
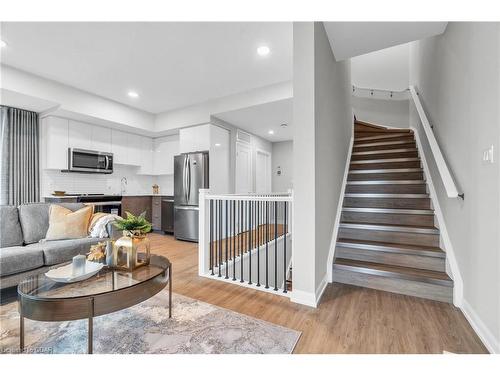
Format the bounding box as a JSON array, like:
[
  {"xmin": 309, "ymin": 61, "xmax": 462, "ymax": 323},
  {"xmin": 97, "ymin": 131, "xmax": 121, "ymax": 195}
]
[{"xmin": 120, "ymin": 177, "xmax": 128, "ymax": 195}]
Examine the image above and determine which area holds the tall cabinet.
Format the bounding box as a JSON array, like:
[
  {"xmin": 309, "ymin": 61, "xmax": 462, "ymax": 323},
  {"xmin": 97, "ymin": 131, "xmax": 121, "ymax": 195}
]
[{"xmin": 179, "ymin": 124, "xmax": 230, "ymax": 194}]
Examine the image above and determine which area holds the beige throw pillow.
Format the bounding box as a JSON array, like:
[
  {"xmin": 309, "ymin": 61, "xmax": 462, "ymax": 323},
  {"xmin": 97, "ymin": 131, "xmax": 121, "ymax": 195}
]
[{"xmin": 45, "ymin": 205, "xmax": 94, "ymax": 241}]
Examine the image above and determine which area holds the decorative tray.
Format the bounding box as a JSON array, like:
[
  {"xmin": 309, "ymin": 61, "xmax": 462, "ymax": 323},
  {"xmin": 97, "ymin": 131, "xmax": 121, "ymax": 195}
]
[{"xmin": 45, "ymin": 261, "xmax": 104, "ymax": 283}]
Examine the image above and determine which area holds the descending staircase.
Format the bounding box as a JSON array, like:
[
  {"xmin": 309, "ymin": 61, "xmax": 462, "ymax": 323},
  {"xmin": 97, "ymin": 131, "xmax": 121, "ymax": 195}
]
[{"xmin": 332, "ymin": 121, "xmax": 454, "ymax": 303}]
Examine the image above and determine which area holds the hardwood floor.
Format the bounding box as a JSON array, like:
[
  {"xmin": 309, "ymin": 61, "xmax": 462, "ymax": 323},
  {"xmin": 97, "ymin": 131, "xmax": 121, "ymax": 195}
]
[{"xmin": 149, "ymin": 233, "xmax": 488, "ymax": 354}]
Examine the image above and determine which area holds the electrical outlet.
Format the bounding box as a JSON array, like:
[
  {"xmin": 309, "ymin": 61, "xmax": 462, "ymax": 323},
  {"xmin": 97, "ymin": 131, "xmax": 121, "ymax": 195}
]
[{"xmin": 482, "ymin": 145, "xmax": 494, "ymax": 164}]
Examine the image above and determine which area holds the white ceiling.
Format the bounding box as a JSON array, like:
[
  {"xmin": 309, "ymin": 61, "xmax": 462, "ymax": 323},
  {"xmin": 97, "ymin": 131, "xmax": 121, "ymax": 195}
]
[
  {"xmin": 323, "ymin": 22, "xmax": 447, "ymax": 60},
  {"xmin": 215, "ymin": 98, "xmax": 292, "ymax": 142},
  {"xmin": 0, "ymin": 22, "xmax": 292, "ymax": 114}
]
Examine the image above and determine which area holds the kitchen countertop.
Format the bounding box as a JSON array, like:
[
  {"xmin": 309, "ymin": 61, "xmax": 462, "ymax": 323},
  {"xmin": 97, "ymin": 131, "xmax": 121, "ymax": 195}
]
[{"xmin": 44, "ymin": 194, "xmax": 173, "ymax": 199}]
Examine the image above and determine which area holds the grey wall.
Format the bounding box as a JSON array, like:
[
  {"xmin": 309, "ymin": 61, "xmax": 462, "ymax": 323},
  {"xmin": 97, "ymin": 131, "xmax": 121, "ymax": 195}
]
[
  {"xmin": 292, "ymin": 22, "xmax": 317, "ymax": 302},
  {"xmin": 409, "ymin": 22, "xmax": 500, "ymax": 351},
  {"xmin": 272, "ymin": 141, "xmax": 293, "ymax": 192},
  {"xmin": 313, "ymin": 23, "xmax": 352, "ymax": 289},
  {"xmin": 292, "ymin": 22, "xmax": 352, "ymax": 304},
  {"xmin": 211, "ymin": 116, "xmax": 272, "ymax": 194},
  {"xmin": 352, "ymin": 96, "xmax": 410, "ymax": 129}
]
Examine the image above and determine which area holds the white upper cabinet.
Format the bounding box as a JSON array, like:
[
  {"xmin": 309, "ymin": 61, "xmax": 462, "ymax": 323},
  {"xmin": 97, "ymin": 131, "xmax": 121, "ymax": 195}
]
[
  {"xmin": 153, "ymin": 136, "xmax": 179, "ymax": 175},
  {"xmin": 127, "ymin": 133, "xmax": 142, "ymax": 166},
  {"xmin": 43, "ymin": 117, "xmax": 69, "ymax": 170},
  {"xmin": 179, "ymin": 124, "xmax": 210, "ymax": 153},
  {"xmin": 138, "ymin": 136, "xmax": 154, "ymax": 175},
  {"xmin": 90, "ymin": 125, "xmax": 112, "ymax": 153},
  {"xmin": 68, "ymin": 120, "xmax": 92, "ymax": 150},
  {"xmin": 111, "ymin": 129, "xmax": 128, "ymax": 165}
]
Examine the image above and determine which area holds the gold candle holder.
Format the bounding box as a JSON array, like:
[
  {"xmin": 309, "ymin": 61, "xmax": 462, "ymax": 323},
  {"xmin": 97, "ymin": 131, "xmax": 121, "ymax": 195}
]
[{"xmin": 111, "ymin": 231, "xmax": 151, "ymax": 271}]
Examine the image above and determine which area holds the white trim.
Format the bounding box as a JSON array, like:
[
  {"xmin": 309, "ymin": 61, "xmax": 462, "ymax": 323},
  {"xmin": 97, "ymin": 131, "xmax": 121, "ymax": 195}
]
[
  {"xmin": 327, "ymin": 135, "xmax": 354, "ymax": 282},
  {"xmin": 315, "ymin": 273, "xmax": 329, "ymax": 306},
  {"xmin": 412, "ymin": 127, "xmax": 463, "ymax": 307},
  {"xmin": 290, "ymin": 273, "xmax": 328, "ymax": 308},
  {"xmin": 409, "ymin": 86, "xmax": 460, "ymax": 198},
  {"xmin": 203, "ymin": 273, "xmax": 293, "ymax": 299},
  {"xmin": 461, "ymin": 299, "xmax": 499, "ymax": 353},
  {"xmin": 291, "ymin": 289, "xmax": 317, "ymax": 308},
  {"xmin": 205, "ymin": 194, "xmax": 292, "ymax": 202},
  {"xmin": 255, "ymin": 148, "xmax": 272, "ymax": 193}
]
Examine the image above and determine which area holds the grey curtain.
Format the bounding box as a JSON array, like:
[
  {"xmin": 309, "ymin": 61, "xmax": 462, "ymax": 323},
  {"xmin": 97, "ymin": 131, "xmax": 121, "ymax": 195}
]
[
  {"xmin": 0, "ymin": 106, "xmax": 40, "ymax": 206},
  {"xmin": 0, "ymin": 107, "xmax": 9, "ymax": 205}
]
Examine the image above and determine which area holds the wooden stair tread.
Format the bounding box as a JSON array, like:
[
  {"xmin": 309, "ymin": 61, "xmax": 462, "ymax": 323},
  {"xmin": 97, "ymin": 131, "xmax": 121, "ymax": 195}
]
[
  {"xmin": 344, "ymin": 193, "xmax": 429, "ymax": 198},
  {"xmin": 335, "ymin": 119, "xmax": 453, "ymax": 301},
  {"xmin": 342, "ymin": 207, "xmax": 434, "ymax": 214},
  {"xmin": 340, "ymin": 222, "xmax": 439, "ymax": 233},
  {"xmin": 336, "ymin": 238, "xmax": 445, "ymax": 257},
  {"xmin": 354, "ymin": 121, "xmax": 412, "ymax": 133},
  {"xmin": 347, "ymin": 180, "xmax": 425, "ymax": 185},
  {"xmin": 333, "ymin": 258, "xmax": 452, "ymax": 283}
]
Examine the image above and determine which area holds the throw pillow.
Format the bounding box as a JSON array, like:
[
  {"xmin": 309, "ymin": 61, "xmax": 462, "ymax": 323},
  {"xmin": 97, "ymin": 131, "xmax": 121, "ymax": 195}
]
[
  {"xmin": 89, "ymin": 212, "xmax": 108, "ymax": 234},
  {"xmin": 45, "ymin": 204, "xmax": 94, "ymax": 241}
]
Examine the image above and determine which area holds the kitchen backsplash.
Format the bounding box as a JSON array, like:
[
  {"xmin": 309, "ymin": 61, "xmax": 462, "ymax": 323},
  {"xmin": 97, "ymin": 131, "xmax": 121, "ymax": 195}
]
[{"xmin": 41, "ymin": 164, "xmax": 174, "ymax": 197}]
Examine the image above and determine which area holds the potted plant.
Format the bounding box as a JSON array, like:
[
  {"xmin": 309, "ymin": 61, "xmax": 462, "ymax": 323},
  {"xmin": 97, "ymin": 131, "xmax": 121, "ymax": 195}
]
[{"xmin": 111, "ymin": 211, "xmax": 152, "ymax": 271}]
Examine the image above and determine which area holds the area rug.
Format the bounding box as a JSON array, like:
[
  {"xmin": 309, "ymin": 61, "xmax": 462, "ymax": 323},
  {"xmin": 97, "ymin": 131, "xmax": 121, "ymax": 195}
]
[{"xmin": 0, "ymin": 291, "xmax": 301, "ymax": 354}]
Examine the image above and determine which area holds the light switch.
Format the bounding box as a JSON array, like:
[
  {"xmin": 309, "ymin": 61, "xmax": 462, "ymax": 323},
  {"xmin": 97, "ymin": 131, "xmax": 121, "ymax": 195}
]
[{"xmin": 482, "ymin": 145, "xmax": 494, "ymax": 164}]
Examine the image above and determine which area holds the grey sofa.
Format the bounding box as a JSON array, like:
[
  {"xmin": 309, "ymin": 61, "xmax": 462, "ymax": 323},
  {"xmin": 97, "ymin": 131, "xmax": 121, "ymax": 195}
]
[{"xmin": 0, "ymin": 203, "xmax": 119, "ymax": 289}]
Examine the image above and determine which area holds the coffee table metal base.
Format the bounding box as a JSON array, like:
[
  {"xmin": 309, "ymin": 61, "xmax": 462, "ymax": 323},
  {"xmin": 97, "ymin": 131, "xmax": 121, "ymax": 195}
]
[{"xmin": 18, "ymin": 261, "xmax": 172, "ymax": 354}]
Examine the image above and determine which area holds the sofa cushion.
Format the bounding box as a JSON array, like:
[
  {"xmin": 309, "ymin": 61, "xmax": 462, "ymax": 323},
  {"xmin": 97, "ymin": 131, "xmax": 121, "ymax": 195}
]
[
  {"xmin": 18, "ymin": 203, "xmax": 86, "ymax": 244},
  {"xmin": 0, "ymin": 245, "xmax": 44, "ymax": 276},
  {"xmin": 0, "ymin": 206, "xmax": 24, "ymax": 247},
  {"xmin": 40, "ymin": 237, "xmax": 102, "ymax": 265},
  {"xmin": 45, "ymin": 205, "xmax": 93, "ymax": 241}
]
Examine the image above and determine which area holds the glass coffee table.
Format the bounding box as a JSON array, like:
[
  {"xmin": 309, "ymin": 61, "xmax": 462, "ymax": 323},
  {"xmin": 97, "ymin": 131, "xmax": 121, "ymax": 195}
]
[{"xmin": 17, "ymin": 254, "xmax": 171, "ymax": 354}]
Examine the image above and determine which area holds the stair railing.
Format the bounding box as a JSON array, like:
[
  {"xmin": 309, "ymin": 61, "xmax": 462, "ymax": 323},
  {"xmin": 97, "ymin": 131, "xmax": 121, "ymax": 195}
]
[
  {"xmin": 409, "ymin": 86, "xmax": 463, "ymax": 199},
  {"xmin": 198, "ymin": 189, "xmax": 293, "ymax": 295},
  {"xmin": 352, "ymin": 85, "xmax": 410, "ymax": 100}
]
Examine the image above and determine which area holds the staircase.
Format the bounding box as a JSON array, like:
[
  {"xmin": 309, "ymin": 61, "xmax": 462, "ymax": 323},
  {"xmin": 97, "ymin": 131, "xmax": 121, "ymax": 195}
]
[{"xmin": 332, "ymin": 121, "xmax": 453, "ymax": 303}]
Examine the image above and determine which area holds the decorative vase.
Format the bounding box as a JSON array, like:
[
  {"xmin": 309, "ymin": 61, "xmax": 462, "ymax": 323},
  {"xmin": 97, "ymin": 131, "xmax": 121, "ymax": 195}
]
[{"xmin": 111, "ymin": 230, "xmax": 151, "ymax": 271}]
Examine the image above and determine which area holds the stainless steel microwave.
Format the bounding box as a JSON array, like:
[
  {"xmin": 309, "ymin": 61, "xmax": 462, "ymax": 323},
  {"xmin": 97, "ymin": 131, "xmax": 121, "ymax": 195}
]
[{"xmin": 67, "ymin": 148, "xmax": 113, "ymax": 174}]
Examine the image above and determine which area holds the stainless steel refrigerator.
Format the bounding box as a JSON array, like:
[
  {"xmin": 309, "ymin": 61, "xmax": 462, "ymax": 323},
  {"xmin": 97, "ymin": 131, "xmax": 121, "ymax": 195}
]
[{"xmin": 174, "ymin": 152, "xmax": 209, "ymax": 242}]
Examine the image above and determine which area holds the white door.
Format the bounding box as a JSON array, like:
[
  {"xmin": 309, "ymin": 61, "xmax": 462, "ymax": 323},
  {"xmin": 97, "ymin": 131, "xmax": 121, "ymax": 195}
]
[
  {"xmin": 235, "ymin": 142, "xmax": 252, "ymax": 194},
  {"xmin": 255, "ymin": 149, "xmax": 271, "ymax": 193}
]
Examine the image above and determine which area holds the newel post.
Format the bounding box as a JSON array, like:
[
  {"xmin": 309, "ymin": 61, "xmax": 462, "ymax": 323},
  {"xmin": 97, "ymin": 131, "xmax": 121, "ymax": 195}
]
[{"xmin": 198, "ymin": 189, "xmax": 210, "ymax": 276}]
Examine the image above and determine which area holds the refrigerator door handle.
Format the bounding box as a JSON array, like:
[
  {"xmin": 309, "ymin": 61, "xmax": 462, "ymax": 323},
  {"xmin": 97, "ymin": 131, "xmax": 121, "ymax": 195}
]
[
  {"xmin": 183, "ymin": 156, "xmax": 189, "ymax": 203},
  {"xmin": 187, "ymin": 156, "xmax": 192, "ymax": 203}
]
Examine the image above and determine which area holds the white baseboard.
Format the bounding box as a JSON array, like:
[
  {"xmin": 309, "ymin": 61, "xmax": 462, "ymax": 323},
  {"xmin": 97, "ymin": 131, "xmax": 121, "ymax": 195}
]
[
  {"xmin": 290, "ymin": 274, "xmax": 329, "ymax": 308},
  {"xmin": 315, "ymin": 273, "xmax": 329, "ymax": 306},
  {"xmin": 461, "ymin": 299, "xmax": 499, "ymax": 354},
  {"xmin": 291, "ymin": 289, "xmax": 317, "ymax": 308}
]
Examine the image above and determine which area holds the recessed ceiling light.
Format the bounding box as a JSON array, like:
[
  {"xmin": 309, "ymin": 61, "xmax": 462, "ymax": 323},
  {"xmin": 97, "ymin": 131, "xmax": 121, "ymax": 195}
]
[
  {"xmin": 268, "ymin": 130, "xmax": 274, "ymax": 135},
  {"xmin": 127, "ymin": 91, "xmax": 139, "ymax": 98},
  {"xmin": 257, "ymin": 45, "xmax": 270, "ymax": 56},
  {"xmin": 215, "ymin": 143, "xmax": 221, "ymax": 147},
  {"xmin": 280, "ymin": 123, "xmax": 288, "ymax": 128},
  {"xmin": 0, "ymin": 40, "xmax": 7, "ymax": 48}
]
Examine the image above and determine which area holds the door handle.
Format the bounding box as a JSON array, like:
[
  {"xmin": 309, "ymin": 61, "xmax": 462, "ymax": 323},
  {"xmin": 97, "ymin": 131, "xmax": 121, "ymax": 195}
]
[
  {"xmin": 187, "ymin": 156, "xmax": 191, "ymax": 203},
  {"xmin": 184, "ymin": 156, "xmax": 189, "ymax": 203}
]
